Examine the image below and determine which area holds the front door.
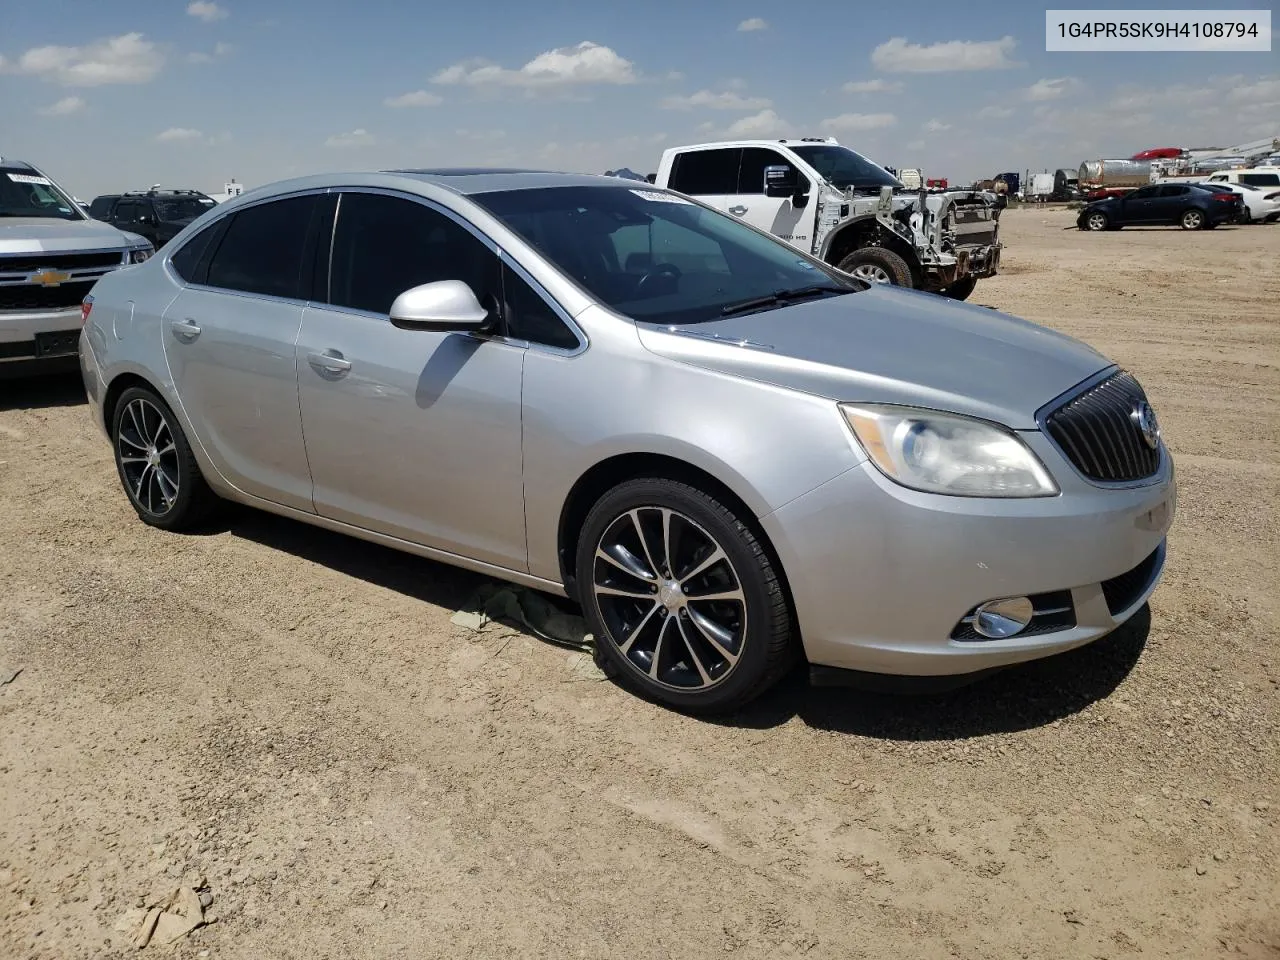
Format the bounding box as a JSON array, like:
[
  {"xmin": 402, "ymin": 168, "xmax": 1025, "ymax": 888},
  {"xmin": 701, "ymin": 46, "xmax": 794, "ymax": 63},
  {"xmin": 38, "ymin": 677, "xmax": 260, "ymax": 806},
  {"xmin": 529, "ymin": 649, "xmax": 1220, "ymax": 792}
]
[
  {"xmin": 1119, "ymin": 186, "xmax": 1160, "ymax": 223},
  {"xmin": 163, "ymin": 193, "xmax": 321, "ymax": 511},
  {"xmin": 294, "ymin": 191, "xmax": 528, "ymax": 570},
  {"xmin": 735, "ymin": 147, "xmax": 816, "ymax": 252}
]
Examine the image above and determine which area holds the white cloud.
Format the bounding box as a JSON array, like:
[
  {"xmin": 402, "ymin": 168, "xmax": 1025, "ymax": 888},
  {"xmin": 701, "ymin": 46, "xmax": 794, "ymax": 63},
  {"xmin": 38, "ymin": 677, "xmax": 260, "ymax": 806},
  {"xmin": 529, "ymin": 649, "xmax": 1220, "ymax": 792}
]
[
  {"xmin": 1026, "ymin": 76, "xmax": 1081, "ymax": 101},
  {"xmin": 977, "ymin": 104, "xmax": 1015, "ymax": 119},
  {"xmin": 737, "ymin": 18, "xmax": 768, "ymax": 32},
  {"xmin": 820, "ymin": 112, "xmax": 898, "ymax": 132},
  {"xmin": 455, "ymin": 128, "xmax": 506, "ymax": 141},
  {"xmin": 187, "ymin": 1, "xmax": 228, "ymax": 22},
  {"xmin": 843, "ymin": 78, "xmax": 904, "ymax": 94},
  {"xmin": 325, "ymin": 128, "xmax": 376, "ymax": 148},
  {"xmin": 923, "ymin": 118, "xmax": 952, "ymax": 133},
  {"xmin": 432, "ymin": 41, "xmax": 637, "ymax": 89},
  {"xmin": 384, "ymin": 89, "xmax": 443, "ymax": 108},
  {"xmin": 1226, "ymin": 75, "xmax": 1280, "ymax": 103},
  {"xmin": 187, "ymin": 42, "xmax": 233, "ymax": 64},
  {"xmin": 156, "ymin": 127, "xmax": 204, "ymax": 143},
  {"xmin": 39, "ymin": 96, "xmax": 86, "ymax": 116},
  {"xmin": 722, "ymin": 109, "xmax": 791, "ymax": 137},
  {"xmin": 871, "ymin": 35, "xmax": 1019, "ymax": 73},
  {"xmin": 661, "ymin": 89, "xmax": 772, "ymax": 111},
  {"xmin": 1, "ymin": 33, "xmax": 164, "ymax": 86}
]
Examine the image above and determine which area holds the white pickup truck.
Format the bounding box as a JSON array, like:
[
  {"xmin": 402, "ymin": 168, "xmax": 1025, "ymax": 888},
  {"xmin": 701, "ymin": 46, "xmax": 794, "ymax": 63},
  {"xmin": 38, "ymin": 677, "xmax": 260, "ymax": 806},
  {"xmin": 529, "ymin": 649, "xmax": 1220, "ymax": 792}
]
[{"xmin": 650, "ymin": 138, "xmax": 1002, "ymax": 299}]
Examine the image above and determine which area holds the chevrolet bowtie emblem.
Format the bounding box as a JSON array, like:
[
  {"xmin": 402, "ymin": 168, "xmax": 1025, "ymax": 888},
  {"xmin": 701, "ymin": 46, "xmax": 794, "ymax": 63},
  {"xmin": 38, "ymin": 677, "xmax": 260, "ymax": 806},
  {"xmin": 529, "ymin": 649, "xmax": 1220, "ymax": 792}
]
[{"xmin": 30, "ymin": 268, "xmax": 73, "ymax": 287}]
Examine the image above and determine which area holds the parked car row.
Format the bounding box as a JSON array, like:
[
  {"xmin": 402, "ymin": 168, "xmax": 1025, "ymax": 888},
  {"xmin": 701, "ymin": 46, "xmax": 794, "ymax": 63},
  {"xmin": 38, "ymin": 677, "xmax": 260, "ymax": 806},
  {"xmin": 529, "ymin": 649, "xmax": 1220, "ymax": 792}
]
[{"xmin": 1075, "ymin": 181, "xmax": 1266, "ymax": 231}]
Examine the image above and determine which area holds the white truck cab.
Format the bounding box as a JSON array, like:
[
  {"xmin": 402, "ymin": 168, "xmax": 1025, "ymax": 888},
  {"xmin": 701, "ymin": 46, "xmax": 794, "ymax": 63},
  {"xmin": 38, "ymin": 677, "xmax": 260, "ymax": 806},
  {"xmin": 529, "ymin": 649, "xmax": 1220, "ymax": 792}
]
[{"xmin": 651, "ymin": 138, "xmax": 1002, "ymax": 299}]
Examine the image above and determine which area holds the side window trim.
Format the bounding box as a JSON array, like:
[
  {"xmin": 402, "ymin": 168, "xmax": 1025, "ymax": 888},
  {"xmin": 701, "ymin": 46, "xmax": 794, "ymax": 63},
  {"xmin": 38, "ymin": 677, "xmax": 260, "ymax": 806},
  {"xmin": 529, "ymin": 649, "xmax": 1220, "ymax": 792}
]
[
  {"xmin": 163, "ymin": 187, "xmax": 330, "ymax": 303},
  {"xmin": 322, "ymin": 187, "xmax": 584, "ymax": 354},
  {"xmin": 498, "ymin": 252, "xmax": 587, "ymax": 355}
]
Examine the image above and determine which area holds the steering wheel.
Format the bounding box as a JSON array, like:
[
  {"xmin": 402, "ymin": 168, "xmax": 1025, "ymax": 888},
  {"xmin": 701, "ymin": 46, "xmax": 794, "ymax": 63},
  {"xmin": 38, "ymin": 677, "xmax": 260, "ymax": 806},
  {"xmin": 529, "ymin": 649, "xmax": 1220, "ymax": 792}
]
[{"xmin": 635, "ymin": 262, "xmax": 682, "ymax": 297}]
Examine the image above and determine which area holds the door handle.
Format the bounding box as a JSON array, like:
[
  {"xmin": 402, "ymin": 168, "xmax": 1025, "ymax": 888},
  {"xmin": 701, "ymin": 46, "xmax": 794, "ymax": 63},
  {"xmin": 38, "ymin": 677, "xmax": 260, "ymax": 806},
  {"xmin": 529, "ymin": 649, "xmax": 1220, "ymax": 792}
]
[
  {"xmin": 307, "ymin": 350, "xmax": 352, "ymax": 376},
  {"xmin": 728, "ymin": 205, "xmax": 748, "ymax": 215},
  {"xmin": 169, "ymin": 318, "xmax": 201, "ymax": 342}
]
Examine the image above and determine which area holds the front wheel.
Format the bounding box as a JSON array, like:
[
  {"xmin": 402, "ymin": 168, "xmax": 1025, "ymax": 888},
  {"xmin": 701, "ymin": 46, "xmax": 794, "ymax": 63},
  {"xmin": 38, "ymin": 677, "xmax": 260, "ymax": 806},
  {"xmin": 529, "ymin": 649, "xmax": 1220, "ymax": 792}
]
[
  {"xmin": 111, "ymin": 386, "xmax": 219, "ymax": 530},
  {"xmin": 837, "ymin": 247, "xmax": 914, "ymax": 287},
  {"xmin": 940, "ymin": 276, "xmax": 978, "ymax": 301},
  {"xmin": 1180, "ymin": 209, "xmax": 1205, "ymax": 230},
  {"xmin": 1083, "ymin": 211, "xmax": 1109, "ymax": 231},
  {"xmin": 576, "ymin": 478, "xmax": 795, "ymax": 713}
]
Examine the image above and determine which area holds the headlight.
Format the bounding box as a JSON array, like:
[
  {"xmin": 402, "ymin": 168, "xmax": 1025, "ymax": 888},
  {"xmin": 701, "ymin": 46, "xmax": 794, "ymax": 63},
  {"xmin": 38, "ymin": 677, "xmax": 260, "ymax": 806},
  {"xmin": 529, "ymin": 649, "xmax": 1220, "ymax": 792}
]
[
  {"xmin": 129, "ymin": 245, "xmax": 154, "ymax": 264},
  {"xmin": 841, "ymin": 404, "xmax": 1058, "ymax": 498}
]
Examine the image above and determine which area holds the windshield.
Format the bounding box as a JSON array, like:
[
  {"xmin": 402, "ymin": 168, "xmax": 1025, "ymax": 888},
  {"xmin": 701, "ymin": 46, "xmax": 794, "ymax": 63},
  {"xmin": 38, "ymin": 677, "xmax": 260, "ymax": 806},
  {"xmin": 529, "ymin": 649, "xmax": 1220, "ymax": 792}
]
[
  {"xmin": 475, "ymin": 186, "xmax": 860, "ymax": 326},
  {"xmin": 790, "ymin": 145, "xmax": 903, "ymax": 191},
  {"xmin": 0, "ymin": 167, "xmax": 84, "ymax": 220},
  {"xmin": 153, "ymin": 196, "xmax": 216, "ymax": 221}
]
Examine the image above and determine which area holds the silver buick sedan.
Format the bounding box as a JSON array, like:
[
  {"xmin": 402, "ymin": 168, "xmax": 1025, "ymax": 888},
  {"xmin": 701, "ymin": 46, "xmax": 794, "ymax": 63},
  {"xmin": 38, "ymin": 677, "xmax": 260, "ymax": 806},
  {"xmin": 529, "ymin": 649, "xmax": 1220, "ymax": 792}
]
[{"xmin": 78, "ymin": 169, "xmax": 1175, "ymax": 712}]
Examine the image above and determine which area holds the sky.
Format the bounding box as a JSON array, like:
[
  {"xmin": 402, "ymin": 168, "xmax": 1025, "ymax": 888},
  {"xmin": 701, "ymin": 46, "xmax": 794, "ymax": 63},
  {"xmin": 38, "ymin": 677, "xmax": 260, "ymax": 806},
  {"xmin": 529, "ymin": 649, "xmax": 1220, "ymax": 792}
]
[{"xmin": 2, "ymin": 0, "xmax": 1276, "ymax": 199}]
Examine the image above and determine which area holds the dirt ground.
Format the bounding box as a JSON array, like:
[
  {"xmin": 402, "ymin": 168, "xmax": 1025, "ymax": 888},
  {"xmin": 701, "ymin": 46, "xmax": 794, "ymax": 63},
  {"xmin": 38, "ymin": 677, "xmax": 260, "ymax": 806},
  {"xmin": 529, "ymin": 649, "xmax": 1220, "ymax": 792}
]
[{"xmin": 2, "ymin": 208, "xmax": 1277, "ymax": 960}]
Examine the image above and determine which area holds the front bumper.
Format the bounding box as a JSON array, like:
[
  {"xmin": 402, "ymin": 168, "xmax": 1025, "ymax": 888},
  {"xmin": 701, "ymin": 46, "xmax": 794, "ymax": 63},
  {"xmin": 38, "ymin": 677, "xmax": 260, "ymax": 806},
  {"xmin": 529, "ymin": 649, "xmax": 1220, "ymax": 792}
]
[
  {"xmin": 0, "ymin": 307, "xmax": 84, "ymax": 377},
  {"xmin": 760, "ymin": 437, "xmax": 1175, "ymax": 676},
  {"xmin": 926, "ymin": 243, "xmax": 1001, "ymax": 287}
]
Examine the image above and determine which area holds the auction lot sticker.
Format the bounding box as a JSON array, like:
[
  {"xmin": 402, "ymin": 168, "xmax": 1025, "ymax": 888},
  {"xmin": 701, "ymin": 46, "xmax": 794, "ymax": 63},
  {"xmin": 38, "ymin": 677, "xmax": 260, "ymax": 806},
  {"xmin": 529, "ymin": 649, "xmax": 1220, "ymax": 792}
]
[{"xmin": 1046, "ymin": 9, "xmax": 1271, "ymax": 51}]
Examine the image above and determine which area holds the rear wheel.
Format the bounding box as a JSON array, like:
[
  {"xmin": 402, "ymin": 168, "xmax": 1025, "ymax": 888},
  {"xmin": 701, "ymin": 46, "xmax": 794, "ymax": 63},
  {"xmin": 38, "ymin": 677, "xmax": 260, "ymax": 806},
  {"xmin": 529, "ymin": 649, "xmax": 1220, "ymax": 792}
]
[
  {"xmin": 576, "ymin": 478, "xmax": 794, "ymax": 713},
  {"xmin": 111, "ymin": 386, "xmax": 218, "ymax": 530},
  {"xmin": 837, "ymin": 247, "xmax": 913, "ymax": 287},
  {"xmin": 1180, "ymin": 209, "xmax": 1205, "ymax": 230},
  {"xmin": 940, "ymin": 276, "xmax": 978, "ymax": 301}
]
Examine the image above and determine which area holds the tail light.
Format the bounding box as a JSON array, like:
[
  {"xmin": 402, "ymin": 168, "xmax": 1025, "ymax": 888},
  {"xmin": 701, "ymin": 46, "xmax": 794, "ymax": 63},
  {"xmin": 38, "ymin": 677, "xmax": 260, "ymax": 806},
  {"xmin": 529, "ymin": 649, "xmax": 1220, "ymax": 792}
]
[
  {"xmin": 81, "ymin": 295, "xmax": 94, "ymax": 325},
  {"xmin": 1212, "ymin": 194, "xmax": 1236, "ymax": 202}
]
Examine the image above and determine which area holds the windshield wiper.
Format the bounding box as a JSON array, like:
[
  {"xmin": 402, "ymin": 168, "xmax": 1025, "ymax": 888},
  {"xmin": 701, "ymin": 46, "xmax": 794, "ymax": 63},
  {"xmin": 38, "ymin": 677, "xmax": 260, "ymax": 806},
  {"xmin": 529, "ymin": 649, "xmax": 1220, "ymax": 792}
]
[{"xmin": 720, "ymin": 284, "xmax": 853, "ymax": 317}]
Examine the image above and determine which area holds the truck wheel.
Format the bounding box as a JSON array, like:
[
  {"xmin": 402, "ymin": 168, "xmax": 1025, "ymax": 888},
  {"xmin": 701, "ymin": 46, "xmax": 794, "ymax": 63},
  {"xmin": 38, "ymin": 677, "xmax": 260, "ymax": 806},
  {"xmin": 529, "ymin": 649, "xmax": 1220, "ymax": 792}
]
[
  {"xmin": 940, "ymin": 276, "xmax": 978, "ymax": 301},
  {"xmin": 837, "ymin": 247, "xmax": 913, "ymax": 287}
]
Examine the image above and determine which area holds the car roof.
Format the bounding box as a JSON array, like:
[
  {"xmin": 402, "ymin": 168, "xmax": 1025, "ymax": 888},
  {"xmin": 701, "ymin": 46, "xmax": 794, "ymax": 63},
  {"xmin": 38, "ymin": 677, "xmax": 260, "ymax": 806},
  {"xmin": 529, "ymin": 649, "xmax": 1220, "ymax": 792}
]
[
  {"xmin": 0, "ymin": 160, "xmax": 37, "ymax": 171},
  {"xmin": 385, "ymin": 168, "xmax": 641, "ymax": 195}
]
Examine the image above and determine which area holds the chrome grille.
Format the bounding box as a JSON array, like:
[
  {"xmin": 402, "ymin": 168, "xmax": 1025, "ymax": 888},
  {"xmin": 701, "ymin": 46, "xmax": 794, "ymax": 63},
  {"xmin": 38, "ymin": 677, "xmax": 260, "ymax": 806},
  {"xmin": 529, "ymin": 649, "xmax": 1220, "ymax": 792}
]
[{"xmin": 1045, "ymin": 371, "xmax": 1160, "ymax": 483}]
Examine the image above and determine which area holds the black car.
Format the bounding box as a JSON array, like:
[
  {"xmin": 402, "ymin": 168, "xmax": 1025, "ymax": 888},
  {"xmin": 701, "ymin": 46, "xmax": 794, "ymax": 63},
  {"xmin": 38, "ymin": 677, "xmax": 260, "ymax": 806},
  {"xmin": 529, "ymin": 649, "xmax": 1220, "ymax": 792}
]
[
  {"xmin": 1077, "ymin": 182, "xmax": 1243, "ymax": 231},
  {"xmin": 89, "ymin": 189, "xmax": 218, "ymax": 249}
]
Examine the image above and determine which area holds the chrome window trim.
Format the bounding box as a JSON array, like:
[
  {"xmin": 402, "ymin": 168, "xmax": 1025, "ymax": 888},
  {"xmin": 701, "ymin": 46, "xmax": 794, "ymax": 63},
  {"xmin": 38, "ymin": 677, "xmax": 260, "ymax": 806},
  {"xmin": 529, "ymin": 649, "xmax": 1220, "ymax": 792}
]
[{"xmin": 161, "ymin": 186, "xmax": 332, "ymax": 301}]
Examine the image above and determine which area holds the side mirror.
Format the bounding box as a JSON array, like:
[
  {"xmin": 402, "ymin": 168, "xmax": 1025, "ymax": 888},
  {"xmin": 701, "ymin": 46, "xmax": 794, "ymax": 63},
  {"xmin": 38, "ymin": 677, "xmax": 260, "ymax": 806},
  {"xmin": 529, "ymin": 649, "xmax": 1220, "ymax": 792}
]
[
  {"xmin": 763, "ymin": 164, "xmax": 808, "ymax": 200},
  {"xmin": 388, "ymin": 280, "xmax": 491, "ymax": 332}
]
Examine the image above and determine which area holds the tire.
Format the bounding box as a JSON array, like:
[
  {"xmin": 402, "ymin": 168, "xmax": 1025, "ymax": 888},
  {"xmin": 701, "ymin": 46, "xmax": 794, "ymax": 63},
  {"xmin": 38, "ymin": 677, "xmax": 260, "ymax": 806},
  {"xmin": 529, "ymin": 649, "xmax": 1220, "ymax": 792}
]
[
  {"xmin": 940, "ymin": 276, "xmax": 978, "ymax": 301},
  {"xmin": 1180, "ymin": 209, "xmax": 1205, "ymax": 230},
  {"xmin": 576, "ymin": 478, "xmax": 795, "ymax": 714},
  {"xmin": 111, "ymin": 386, "xmax": 218, "ymax": 531},
  {"xmin": 837, "ymin": 247, "xmax": 914, "ymax": 287},
  {"xmin": 1083, "ymin": 211, "xmax": 1109, "ymax": 231}
]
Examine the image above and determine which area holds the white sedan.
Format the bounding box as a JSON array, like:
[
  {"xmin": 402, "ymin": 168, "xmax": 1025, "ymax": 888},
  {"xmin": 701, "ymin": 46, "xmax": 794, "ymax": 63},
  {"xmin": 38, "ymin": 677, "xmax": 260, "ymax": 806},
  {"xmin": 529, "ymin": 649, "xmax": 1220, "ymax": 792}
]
[{"xmin": 1202, "ymin": 182, "xmax": 1280, "ymax": 223}]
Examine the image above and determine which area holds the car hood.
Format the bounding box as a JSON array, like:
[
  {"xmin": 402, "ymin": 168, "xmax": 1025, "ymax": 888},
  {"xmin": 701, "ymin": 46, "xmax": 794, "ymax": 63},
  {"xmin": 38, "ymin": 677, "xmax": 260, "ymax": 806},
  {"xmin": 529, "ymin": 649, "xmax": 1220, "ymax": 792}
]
[
  {"xmin": 0, "ymin": 217, "xmax": 138, "ymax": 255},
  {"xmin": 634, "ymin": 286, "xmax": 1111, "ymax": 429}
]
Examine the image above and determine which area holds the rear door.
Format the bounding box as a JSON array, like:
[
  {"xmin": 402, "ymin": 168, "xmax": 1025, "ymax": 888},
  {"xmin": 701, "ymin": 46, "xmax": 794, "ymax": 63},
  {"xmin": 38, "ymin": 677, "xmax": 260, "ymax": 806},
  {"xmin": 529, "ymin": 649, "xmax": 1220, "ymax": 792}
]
[
  {"xmin": 294, "ymin": 190, "xmax": 528, "ymax": 569},
  {"xmin": 667, "ymin": 147, "xmax": 742, "ymax": 216},
  {"xmin": 162, "ymin": 192, "xmax": 324, "ymax": 511},
  {"xmin": 1155, "ymin": 184, "xmax": 1192, "ymax": 221},
  {"xmin": 735, "ymin": 147, "xmax": 817, "ymax": 252}
]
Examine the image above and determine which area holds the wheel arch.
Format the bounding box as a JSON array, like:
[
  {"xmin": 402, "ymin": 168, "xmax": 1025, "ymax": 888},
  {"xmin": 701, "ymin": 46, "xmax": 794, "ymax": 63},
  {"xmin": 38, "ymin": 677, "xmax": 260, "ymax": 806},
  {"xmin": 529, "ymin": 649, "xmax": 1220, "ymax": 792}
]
[
  {"xmin": 822, "ymin": 219, "xmax": 920, "ymax": 280},
  {"xmin": 101, "ymin": 370, "xmax": 162, "ymax": 434},
  {"xmin": 556, "ymin": 452, "xmax": 797, "ymax": 618}
]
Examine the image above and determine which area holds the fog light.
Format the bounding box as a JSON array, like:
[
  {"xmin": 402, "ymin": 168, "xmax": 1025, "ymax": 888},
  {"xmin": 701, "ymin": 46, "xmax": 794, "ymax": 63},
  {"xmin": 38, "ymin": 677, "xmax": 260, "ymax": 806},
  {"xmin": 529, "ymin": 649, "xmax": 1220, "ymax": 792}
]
[{"xmin": 973, "ymin": 597, "xmax": 1034, "ymax": 639}]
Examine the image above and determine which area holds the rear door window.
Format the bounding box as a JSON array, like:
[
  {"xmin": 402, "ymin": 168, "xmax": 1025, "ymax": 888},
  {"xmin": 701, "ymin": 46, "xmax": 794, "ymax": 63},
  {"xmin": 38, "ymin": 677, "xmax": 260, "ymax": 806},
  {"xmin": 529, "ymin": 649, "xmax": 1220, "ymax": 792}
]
[
  {"xmin": 205, "ymin": 195, "xmax": 319, "ymax": 300},
  {"xmin": 668, "ymin": 149, "xmax": 741, "ymax": 195}
]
